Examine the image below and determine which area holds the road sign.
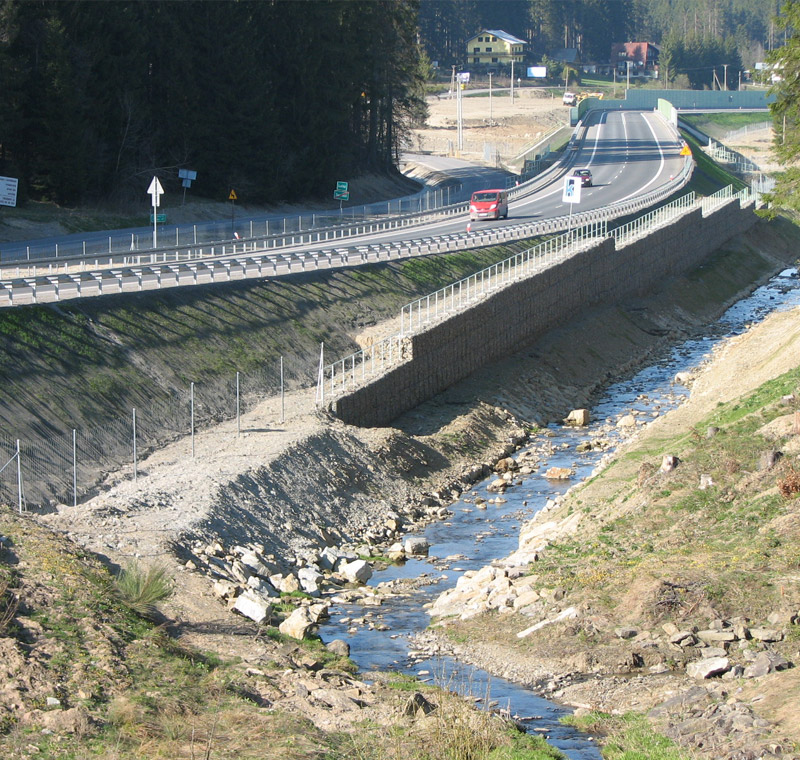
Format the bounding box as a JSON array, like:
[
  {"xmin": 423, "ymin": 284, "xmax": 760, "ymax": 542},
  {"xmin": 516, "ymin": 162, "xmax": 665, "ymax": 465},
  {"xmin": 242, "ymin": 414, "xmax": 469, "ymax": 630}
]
[
  {"xmin": 336, "ymin": 181, "xmax": 349, "ymax": 193},
  {"xmin": 0, "ymin": 176, "xmax": 18, "ymax": 208},
  {"xmin": 334, "ymin": 190, "xmax": 350, "ymax": 201},
  {"xmin": 680, "ymin": 142, "xmax": 691, "ymax": 156},
  {"xmin": 147, "ymin": 176, "xmax": 164, "ymax": 207},
  {"xmin": 562, "ymin": 176, "xmax": 582, "ymax": 204},
  {"xmin": 149, "ymin": 213, "xmax": 167, "ymax": 223},
  {"xmin": 178, "ymin": 169, "xmax": 197, "ymax": 181},
  {"xmin": 229, "ymin": 189, "xmax": 237, "ymax": 201}
]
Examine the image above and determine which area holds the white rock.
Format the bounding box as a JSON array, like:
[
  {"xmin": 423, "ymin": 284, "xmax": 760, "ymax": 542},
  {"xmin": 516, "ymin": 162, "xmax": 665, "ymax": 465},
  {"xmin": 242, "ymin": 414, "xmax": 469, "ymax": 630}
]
[
  {"xmin": 686, "ymin": 656, "xmax": 729, "ymax": 679},
  {"xmin": 279, "ymin": 606, "xmax": 315, "ymax": 639},
  {"xmin": 404, "ymin": 536, "xmax": 430, "ymax": 556},
  {"xmin": 565, "ymin": 409, "xmax": 590, "ymax": 426},
  {"xmin": 233, "ymin": 591, "xmax": 272, "ymax": 624},
  {"xmin": 340, "ymin": 559, "xmax": 373, "ymax": 584}
]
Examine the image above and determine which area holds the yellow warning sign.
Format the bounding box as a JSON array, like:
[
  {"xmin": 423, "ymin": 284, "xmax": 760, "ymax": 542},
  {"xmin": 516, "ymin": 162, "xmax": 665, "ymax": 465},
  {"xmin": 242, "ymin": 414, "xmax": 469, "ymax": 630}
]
[
  {"xmin": 679, "ymin": 142, "xmax": 691, "ymax": 156},
  {"xmin": 229, "ymin": 189, "xmax": 238, "ymax": 201}
]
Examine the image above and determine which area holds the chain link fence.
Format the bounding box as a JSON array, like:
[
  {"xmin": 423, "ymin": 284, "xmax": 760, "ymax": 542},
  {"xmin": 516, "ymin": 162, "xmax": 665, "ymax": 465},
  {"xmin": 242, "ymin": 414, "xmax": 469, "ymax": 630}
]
[{"xmin": 0, "ymin": 360, "xmax": 288, "ymax": 509}]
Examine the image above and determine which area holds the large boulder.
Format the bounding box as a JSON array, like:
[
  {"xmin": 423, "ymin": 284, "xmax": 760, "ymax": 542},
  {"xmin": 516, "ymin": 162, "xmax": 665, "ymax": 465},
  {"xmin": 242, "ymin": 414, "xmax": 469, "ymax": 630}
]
[
  {"xmin": 404, "ymin": 537, "xmax": 430, "ymax": 556},
  {"xmin": 743, "ymin": 651, "xmax": 790, "ymax": 678},
  {"xmin": 279, "ymin": 606, "xmax": 316, "ymax": 639},
  {"xmin": 686, "ymin": 656, "xmax": 729, "ymax": 679},
  {"xmin": 298, "ymin": 566, "xmax": 323, "ymax": 592},
  {"xmin": 233, "ymin": 590, "xmax": 272, "ymax": 624},
  {"xmin": 340, "ymin": 559, "xmax": 373, "ymax": 584},
  {"xmin": 565, "ymin": 409, "xmax": 590, "ymax": 426}
]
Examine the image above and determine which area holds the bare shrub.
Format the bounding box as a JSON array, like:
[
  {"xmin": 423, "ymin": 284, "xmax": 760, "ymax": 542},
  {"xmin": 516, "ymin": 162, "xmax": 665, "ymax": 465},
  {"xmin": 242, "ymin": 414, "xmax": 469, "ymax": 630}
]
[{"xmin": 778, "ymin": 465, "xmax": 800, "ymax": 499}]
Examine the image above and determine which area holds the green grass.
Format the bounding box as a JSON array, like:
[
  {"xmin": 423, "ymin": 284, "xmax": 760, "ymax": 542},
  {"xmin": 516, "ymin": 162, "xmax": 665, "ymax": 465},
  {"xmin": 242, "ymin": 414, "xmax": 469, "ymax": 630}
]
[
  {"xmin": 115, "ymin": 561, "xmax": 173, "ymax": 617},
  {"xmin": 563, "ymin": 712, "xmax": 693, "ymax": 759},
  {"xmin": 682, "ymin": 112, "xmax": 772, "ymax": 139}
]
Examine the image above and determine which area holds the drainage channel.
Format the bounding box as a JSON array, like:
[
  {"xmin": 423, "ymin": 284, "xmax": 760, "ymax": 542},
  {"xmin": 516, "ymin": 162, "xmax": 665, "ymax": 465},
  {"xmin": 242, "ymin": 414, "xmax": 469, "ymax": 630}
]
[{"xmin": 321, "ymin": 266, "xmax": 800, "ymax": 759}]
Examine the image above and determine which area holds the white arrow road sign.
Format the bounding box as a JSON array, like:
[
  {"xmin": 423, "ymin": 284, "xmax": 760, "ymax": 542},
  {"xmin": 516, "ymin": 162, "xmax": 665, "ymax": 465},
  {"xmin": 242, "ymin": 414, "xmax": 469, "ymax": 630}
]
[{"xmin": 148, "ymin": 176, "xmax": 164, "ymax": 207}]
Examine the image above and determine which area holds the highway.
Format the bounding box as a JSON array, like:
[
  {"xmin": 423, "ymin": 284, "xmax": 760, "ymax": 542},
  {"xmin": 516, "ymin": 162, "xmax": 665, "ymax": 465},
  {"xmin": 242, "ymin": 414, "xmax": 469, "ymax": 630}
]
[{"xmin": 0, "ymin": 109, "xmax": 687, "ymax": 307}]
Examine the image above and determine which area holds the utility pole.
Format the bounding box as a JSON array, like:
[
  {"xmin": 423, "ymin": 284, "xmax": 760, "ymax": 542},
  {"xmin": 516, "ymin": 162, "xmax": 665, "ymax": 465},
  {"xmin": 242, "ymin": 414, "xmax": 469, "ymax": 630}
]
[
  {"xmin": 488, "ymin": 71, "xmax": 493, "ymax": 123},
  {"xmin": 723, "ymin": 63, "xmax": 729, "ymax": 90},
  {"xmin": 626, "ymin": 60, "xmax": 631, "ymax": 92},
  {"xmin": 510, "ymin": 58, "xmax": 515, "ymax": 103},
  {"xmin": 450, "ymin": 65, "xmax": 456, "ymax": 99},
  {"xmin": 456, "ymin": 72, "xmax": 463, "ymax": 152}
]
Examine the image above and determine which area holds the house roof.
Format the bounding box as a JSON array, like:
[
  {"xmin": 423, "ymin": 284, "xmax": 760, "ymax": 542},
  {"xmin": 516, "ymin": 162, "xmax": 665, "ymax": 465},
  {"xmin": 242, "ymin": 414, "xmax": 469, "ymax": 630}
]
[
  {"xmin": 473, "ymin": 29, "xmax": 526, "ymax": 46},
  {"xmin": 611, "ymin": 42, "xmax": 660, "ymax": 63}
]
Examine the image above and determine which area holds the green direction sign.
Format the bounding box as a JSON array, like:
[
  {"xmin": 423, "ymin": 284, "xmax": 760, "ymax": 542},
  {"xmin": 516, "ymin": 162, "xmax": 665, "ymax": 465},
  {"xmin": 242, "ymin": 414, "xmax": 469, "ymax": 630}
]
[
  {"xmin": 333, "ymin": 190, "xmax": 350, "ymax": 201},
  {"xmin": 150, "ymin": 213, "xmax": 167, "ymax": 223},
  {"xmin": 336, "ymin": 181, "xmax": 348, "ymax": 193}
]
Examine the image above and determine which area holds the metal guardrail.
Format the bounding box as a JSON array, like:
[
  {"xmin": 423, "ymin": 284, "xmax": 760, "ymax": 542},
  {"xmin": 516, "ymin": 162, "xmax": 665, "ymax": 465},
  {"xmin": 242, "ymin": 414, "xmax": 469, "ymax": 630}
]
[
  {"xmin": 0, "ymin": 146, "xmax": 691, "ymax": 308},
  {"xmin": 1, "ymin": 183, "xmax": 468, "ymax": 264}
]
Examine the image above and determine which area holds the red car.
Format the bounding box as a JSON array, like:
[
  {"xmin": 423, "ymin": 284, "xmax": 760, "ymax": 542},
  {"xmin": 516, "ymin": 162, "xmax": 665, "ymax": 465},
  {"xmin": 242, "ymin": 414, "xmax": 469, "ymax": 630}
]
[{"xmin": 572, "ymin": 168, "xmax": 593, "ymax": 187}]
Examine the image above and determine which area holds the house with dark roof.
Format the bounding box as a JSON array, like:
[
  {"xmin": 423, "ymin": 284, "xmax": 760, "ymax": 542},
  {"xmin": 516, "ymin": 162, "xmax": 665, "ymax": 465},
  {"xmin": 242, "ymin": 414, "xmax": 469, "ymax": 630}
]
[
  {"xmin": 611, "ymin": 42, "xmax": 660, "ymax": 77},
  {"xmin": 466, "ymin": 29, "xmax": 525, "ymax": 67}
]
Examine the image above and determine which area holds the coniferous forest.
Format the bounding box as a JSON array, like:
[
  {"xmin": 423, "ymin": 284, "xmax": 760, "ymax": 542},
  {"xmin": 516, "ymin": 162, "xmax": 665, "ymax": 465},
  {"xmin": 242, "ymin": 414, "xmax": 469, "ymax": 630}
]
[{"xmin": 0, "ymin": 0, "xmax": 427, "ymax": 206}]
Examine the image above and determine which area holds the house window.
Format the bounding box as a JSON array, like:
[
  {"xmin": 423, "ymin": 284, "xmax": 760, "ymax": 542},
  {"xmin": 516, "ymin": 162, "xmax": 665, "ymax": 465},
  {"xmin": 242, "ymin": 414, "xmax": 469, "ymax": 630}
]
[
  {"xmin": 478, "ymin": 36, "xmax": 483, "ymax": 41},
  {"xmin": 492, "ymin": 57, "xmax": 498, "ymax": 63},
  {"xmin": 485, "ymin": 47, "xmax": 491, "ymax": 52},
  {"xmin": 474, "ymin": 47, "xmax": 480, "ymax": 53},
  {"xmin": 492, "ymin": 36, "xmax": 497, "ymax": 41},
  {"xmin": 473, "ymin": 57, "xmax": 479, "ymax": 63}
]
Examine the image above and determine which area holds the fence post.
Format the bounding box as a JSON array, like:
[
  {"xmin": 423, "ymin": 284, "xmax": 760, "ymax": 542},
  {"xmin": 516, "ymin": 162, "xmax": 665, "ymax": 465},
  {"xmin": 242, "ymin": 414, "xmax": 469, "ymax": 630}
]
[
  {"xmin": 16, "ymin": 439, "xmax": 22, "ymax": 514},
  {"xmin": 236, "ymin": 371, "xmax": 241, "ymax": 436},
  {"xmin": 72, "ymin": 429, "xmax": 77, "ymax": 507},
  {"xmin": 191, "ymin": 382, "xmax": 195, "ymax": 458},
  {"xmin": 280, "ymin": 356, "xmax": 285, "ymax": 424},
  {"xmin": 132, "ymin": 408, "xmax": 137, "ymax": 482},
  {"xmin": 315, "ymin": 343, "xmax": 325, "ymax": 408}
]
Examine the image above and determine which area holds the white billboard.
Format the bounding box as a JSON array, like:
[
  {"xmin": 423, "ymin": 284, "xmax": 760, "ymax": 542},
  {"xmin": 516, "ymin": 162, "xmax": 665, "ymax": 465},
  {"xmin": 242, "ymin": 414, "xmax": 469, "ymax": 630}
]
[
  {"xmin": 528, "ymin": 66, "xmax": 547, "ymax": 78},
  {"xmin": 0, "ymin": 176, "xmax": 18, "ymax": 208},
  {"xmin": 457, "ymin": 72, "xmax": 471, "ymax": 83}
]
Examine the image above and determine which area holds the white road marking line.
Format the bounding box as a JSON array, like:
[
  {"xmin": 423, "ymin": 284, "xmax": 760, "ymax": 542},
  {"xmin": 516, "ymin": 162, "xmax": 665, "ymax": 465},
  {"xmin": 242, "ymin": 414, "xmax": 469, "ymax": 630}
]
[{"xmin": 616, "ymin": 113, "xmax": 666, "ymax": 202}]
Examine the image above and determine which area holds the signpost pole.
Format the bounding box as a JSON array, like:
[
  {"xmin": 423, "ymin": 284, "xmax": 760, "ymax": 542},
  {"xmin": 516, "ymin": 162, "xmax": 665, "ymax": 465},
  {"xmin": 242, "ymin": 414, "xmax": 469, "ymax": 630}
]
[{"xmin": 147, "ymin": 176, "xmax": 164, "ymax": 249}]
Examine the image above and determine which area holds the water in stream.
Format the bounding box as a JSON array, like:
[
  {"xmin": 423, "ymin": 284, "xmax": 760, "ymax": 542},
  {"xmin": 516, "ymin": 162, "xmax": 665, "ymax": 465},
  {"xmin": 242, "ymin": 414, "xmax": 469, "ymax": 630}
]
[{"xmin": 322, "ymin": 267, "xmax": 800, "ymax": 759}]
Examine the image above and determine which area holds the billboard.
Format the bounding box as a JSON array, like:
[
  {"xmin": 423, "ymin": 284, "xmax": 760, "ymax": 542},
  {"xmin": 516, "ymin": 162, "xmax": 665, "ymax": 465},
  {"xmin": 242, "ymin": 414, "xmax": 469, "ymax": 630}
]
[{"xmin": 528, "ymin": 66, "xmax": 547, "ymax": 78}]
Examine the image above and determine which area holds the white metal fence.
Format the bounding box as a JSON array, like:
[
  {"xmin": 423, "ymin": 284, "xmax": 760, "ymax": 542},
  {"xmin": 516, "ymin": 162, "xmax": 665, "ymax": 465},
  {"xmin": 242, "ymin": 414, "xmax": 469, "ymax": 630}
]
[
  {"xmin": 721, "ymin": 121, "xmax": 772, "ymax": 142},
  {"xmin": 322, "ymin": 183, "xmax": 758, "ymax": 403}
]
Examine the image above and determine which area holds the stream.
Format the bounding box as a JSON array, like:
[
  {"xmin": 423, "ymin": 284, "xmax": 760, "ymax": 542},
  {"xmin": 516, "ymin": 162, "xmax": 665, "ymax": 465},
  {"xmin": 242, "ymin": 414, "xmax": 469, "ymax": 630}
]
[{"xmin": 322, "ymin": 267, "xmax": 800, "ymax": 759}]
